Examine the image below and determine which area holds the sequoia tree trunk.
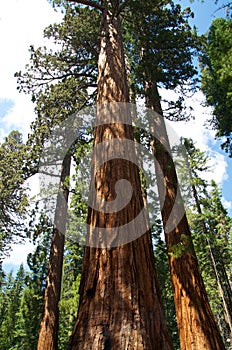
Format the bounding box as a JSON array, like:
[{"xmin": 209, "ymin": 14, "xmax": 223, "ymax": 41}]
[
  {"xmin": 37, "ymin": 153, "xmax": 71, "ymax": 350},
  {"xmin": 67, "ymin": 4, "xmax": 173, "ymax": 349},
  {"xmin": 145, "ymin": 80, "xmax": 226, "ymax": 350}
]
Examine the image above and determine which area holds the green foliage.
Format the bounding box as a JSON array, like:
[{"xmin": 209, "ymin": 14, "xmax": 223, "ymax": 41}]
[
  {"xmin": 15, "ymin": 6, "xmax": 99, "ymax": 174},
  {"xmin": 11, "ymin": 8, "xmax": 98, "ymax": 349},
  {"xmin": 0, "ymin": 265, "xmax": 26, "ymax": 350},
  {"xmin": 0, "ymin": 131, "xmax": 31, "ymax": 259},
  {"xmin": 191, "ymin": 181, "xmax": 232, "ymax": 345},
  {"xmin": 8, "ymin": 214, "xmax": 53, "ymax": 350},
  {"xmin": 123, "ymin": 1, "xmax": 201, "ymax": 120},
  {"xmin": 0, "ymin": 266, "xmax": 44, "ymax": 350},
  {"xmin": 128, "ymin": 2, "xmax": 198, "ymax": 86},
  {"xmin": 152, "ymin": 219, "xmax": 180, "ymax": 349},
  {"xmin": 27, "ymin": 213, "xmax": 53, "ymax": 292},
  {"xmin": 67, "ymin": 138, "xmax": 92, "ymax": 245},
  {"xmin": 0, "ymin": 209, "xmax": 84, "ymax": 349},
  {"xmin": 58, "ymin": 260, "xmax": 81, "ymax": 349},
  {"xmin": 15, "ymin": 6, "xmax": 99, "ymax": 100},
  {"xmin": 169, "ymin": 234, "xmax": 193, "ymax": 258},
  {"xmin": 16, "ymin": 1, "xmax": 201, "ymax": 125},
  {"xmin": 200, "ymin": 17, "xmax": 232, "ymax": 155}
]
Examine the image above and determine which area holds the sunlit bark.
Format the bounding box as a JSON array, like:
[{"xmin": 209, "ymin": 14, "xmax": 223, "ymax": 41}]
[
  {"xmin": 67, "ymin": 4, "xmax": 173, "ymax": 349},
  {"xmin": 146, "ymin": 80, "xmax": 226, "ymax": 350}
]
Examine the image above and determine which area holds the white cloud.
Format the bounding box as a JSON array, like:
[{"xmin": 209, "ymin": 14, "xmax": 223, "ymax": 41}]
[
  {"xmin": 161, "ymin": 88, "xmax": 229, "ymax": 187},
  {"xmin": 2, "ymin": 174, "xmax": 42, "ymax": 270},
  {"xmin": 0, "ymin": 0, "xmax": 63, "ymax": 267},
  {"xmin": 204, "ymin": 149, "xmax": 229, "ymax": 185},
  {"xmin": 161, "ymin": 89, "xmax": 214, "ymax": 149},
  {"xmin": 1, "ymin": 94, "xmax": 35, "ymax": 141},
  {"xmin": 222, "ymin": 198, "xmax": 232, "ymax": 211},
  {"xmin": 0, "ymin": 0, "xmax": 63, "ymax": 139},
  {"xmin": 3, "ymin": 240, "xmax": 35, "ymax": 268}
]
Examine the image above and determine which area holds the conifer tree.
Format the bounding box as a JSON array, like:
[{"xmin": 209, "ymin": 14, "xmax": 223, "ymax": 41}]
[
  {"xmin": 64, "ymin": 1, "xmax": 173, "ymax": 349},
  {"xmin": 0, "ymin": 265, "xmax": 26, "ymax": 350},
  {"xmin": 124, "ymin": 2, "xmax": 225, "ymax": 348},
  {"xmin": 182, "ymin": 139, "xmax": 232, "ymax": 346}
]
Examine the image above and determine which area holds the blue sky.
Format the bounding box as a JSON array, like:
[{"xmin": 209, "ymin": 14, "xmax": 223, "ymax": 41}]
[
  {"xmin": 0, "ymin": 99, "xmax": 14, "ymax": 119},
  {"xmin": 0, "ymin": 0, "xmax": 231, "ymax": 272},
  {"xmin": 177, "ymin": 0, "xmax": 232, "ymax": 214},
  {"xmin": 178, "ymin": 0, "xmax": 227, "ymax": 33}
]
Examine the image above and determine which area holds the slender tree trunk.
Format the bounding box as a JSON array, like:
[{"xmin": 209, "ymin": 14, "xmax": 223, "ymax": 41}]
[
  {"xmin": 67, "ymin": 5, "xmax": 173, "ymax": 349},
  {"xmin": 145, "ymin": 80, "xmax": 226, "ymax": 350},
  {"xmin": 37, "ymin": 153, "xmax": 71, "ymax": 350}
]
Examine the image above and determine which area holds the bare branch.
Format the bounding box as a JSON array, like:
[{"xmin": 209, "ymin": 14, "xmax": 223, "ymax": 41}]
[{"xmin": 66, "ymin": 0, "xmax": 105, "ymax": 11}]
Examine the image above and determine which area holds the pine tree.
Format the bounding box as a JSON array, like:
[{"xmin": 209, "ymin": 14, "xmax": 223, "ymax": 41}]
[
  {"xmin": 16, "ymin": 213, "xmax": 53, "ymax": 350},
  {"xmin": 58, "ymin": 240, "xmax": 83, "ymax": 349},
  {"xmin": 0, "ymin": 270, "xmax": 15, "ymax": 349},
  {"xmin": 0, "ymin": 265, "xmax": 26, "ymax": 349},
  {"xmin": 199, "ymin": 181, "xmax": 232, "ymax": 345},
  {"xmin": 151, "ymin": 207, "xmax": 180, "ymax": 349}
]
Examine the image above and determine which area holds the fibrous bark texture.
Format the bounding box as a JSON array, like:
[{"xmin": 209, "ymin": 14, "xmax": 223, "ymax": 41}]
[
  {"xmin": 67, "ymin": 6, "xmax": 173, "ymax": 350},
  {"xmin": 146, "ymin": 80, "xmax": 225, "ymax": 350}
]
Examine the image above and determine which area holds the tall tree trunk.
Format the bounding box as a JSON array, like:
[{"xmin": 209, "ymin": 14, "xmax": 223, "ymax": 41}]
[
  {"xmin": 145, "ymin": 80, "xmax": 226, "ymax": 350},
  {"xmin": 37, "ymin": 153, "xmax": 71, "ymax": 350},
  {"xmin": 67, "ymin": 5, "xmax": 173, "ymax": 349}
]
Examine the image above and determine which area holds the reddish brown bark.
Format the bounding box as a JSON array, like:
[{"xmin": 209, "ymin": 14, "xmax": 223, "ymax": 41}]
[
  {"xmin": 67, "ymin": 5, "xmax": 173, "ymax": 349},
  {"xmin": 37, "ymin": 153, "xmax": 71, "ymax": 350},
  {"xmin": 145, "ymin": 80, "xmax": 226, "ymax": 350}
]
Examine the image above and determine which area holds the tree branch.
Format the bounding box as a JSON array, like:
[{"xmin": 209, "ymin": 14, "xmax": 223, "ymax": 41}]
[{"xmin": 66, "ymin": 0, "xmax": 105, "ymax": 11}]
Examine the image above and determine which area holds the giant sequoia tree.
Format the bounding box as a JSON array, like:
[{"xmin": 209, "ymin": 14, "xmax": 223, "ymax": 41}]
[
  {"xmin": 123, "ymin": 3, "xmax": 225, "ymax": 348},
  {"xmin": 64, "ymin": 1, "xmax": 173, "ymax": 349},
  {"xmin": 146, "ymin": 93, "xmax": 225, "ymax": 350}
]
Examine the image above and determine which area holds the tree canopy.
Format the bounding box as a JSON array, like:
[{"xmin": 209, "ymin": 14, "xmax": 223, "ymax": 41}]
[{"xmin": 200, "ymin": 17, "xmax": 232, "ymax": 155}]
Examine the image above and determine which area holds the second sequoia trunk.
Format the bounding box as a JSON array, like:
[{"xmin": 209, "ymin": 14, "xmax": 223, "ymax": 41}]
[
  {"xmin": 67, "ymin": 6, "xmax": 173, "ymax": 350},
  {"xmin": 145, "ymin": 80, "xmax": 225, "ymax": 350}
]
